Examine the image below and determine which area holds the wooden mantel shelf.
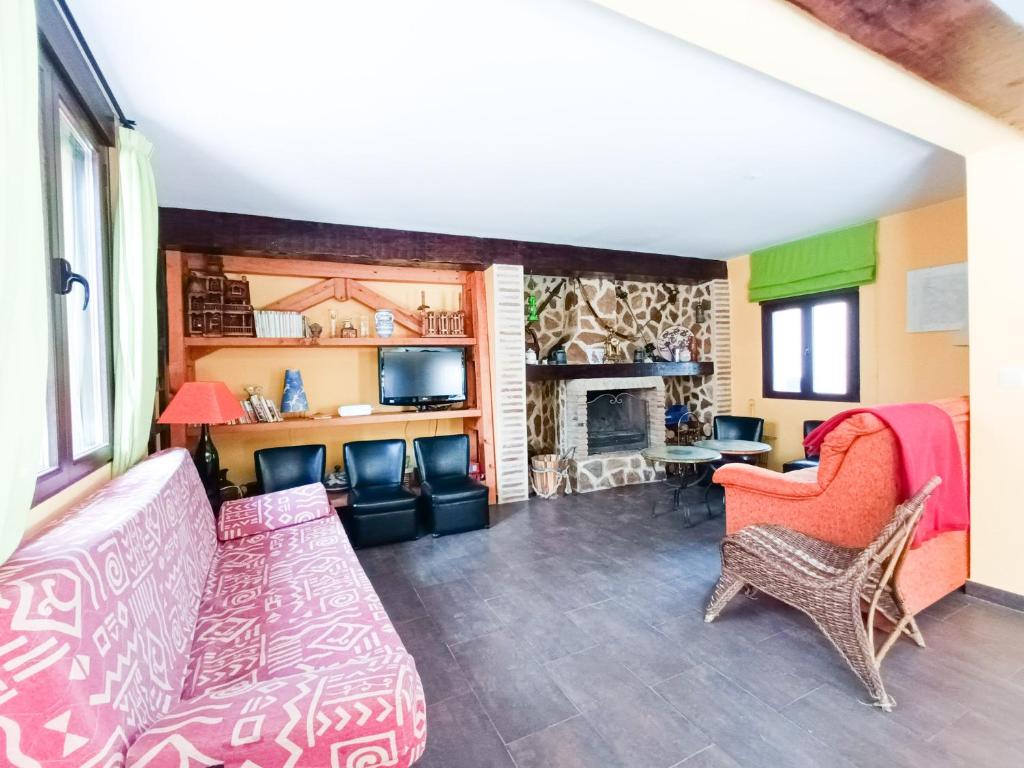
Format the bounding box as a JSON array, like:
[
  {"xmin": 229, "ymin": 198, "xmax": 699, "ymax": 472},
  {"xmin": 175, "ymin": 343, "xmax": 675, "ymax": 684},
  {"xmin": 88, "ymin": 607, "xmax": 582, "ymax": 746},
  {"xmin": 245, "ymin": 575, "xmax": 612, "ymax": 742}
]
[
  {"xmin": 525, "ymin": 361, "xmax": 714, "ymax": 382},
  {"xmin": 208, "ymin": 408, "xmax": 482, "ymax": 435}
]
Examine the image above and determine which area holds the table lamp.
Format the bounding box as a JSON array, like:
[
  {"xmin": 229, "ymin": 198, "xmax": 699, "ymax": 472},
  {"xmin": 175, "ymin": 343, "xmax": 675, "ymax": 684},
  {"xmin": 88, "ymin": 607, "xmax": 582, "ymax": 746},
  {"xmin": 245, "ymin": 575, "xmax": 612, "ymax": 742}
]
[{"xmin": 158, "ymin": 381, "xmax": 244, "ymax": 497}]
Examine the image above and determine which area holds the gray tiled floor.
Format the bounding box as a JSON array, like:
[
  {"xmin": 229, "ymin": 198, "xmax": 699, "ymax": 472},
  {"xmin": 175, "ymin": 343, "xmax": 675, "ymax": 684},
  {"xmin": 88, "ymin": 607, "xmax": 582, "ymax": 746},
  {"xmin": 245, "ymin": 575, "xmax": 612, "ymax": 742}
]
[{"xmin": 356, "ymin": 482, "xmax": 1024, "ymax": 768}]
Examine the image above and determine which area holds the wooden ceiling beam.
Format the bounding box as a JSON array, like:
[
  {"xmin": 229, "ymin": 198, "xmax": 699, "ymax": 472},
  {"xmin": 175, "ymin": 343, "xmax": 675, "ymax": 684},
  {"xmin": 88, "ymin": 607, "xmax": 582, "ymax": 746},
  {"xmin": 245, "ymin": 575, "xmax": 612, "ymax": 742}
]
[
  {"xmin": 161, "ymin": 207, "xmax": 727, "ymax": 283},
  {"xmin": 784, "ymin": 0, "xmax": 1024, "ymax": 132}
]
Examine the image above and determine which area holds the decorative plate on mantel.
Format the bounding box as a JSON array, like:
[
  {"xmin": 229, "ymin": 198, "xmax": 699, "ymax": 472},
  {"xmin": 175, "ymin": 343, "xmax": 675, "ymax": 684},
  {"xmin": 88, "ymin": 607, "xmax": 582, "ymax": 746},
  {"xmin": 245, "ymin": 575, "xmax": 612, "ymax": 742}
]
[{"xmin": 656, "ymin": 326, "xmax": 694, "ymax": 360}]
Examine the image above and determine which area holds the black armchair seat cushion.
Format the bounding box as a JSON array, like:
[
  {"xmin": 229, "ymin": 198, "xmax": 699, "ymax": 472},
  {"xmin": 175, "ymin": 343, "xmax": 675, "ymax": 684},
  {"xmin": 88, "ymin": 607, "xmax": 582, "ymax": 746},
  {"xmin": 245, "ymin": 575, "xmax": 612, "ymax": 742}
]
[
  {"xmin": 783, "ymin": 458, "xmax": 820, "ymax": 473},
  {"xmin": 349, "ymin": 485, "xmax": 417, "ymax": 515},
  {"xmin": 421, "ymin": 476, "xmax": 488, "ymax": 505}
]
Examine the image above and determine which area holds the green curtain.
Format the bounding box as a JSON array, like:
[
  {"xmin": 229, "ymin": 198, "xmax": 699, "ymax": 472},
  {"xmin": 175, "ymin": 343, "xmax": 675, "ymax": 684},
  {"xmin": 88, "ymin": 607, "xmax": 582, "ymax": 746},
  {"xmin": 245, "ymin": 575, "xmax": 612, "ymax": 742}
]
[
  {"xmin": 111, "ymin": 127, "xmax": 159, "ymax": 475},
  {"xmin": 0, "ymin": 0, "xmax": 49, "ymax": 562},
  {"xmin": 748, "ymin": 221, "xmax": 877, "ymax": 302}
]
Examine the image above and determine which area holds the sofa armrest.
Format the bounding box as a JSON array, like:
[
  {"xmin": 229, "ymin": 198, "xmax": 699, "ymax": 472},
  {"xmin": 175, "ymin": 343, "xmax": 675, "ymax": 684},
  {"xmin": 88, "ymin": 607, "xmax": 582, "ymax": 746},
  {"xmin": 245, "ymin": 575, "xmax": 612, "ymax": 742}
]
[
  {"xmin": 217, "ymin": 483, "xmax": 334, "ymax": 541},
  {"xmin": 127, "ymin": 652, "xmax": 426, "ymax": 768},
  {"xmin": 713, "ymin": 463, "xmax": 823, "ymax": 499}
]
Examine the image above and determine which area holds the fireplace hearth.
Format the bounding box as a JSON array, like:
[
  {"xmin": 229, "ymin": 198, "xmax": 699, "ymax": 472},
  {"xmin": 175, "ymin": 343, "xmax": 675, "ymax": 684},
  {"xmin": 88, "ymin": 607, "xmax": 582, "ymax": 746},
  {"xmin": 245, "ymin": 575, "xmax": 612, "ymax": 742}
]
[
  {"xmin": 586, "ymin": 389, "xmax": 649, "ymax": 455},
  {"xmin": 552, "ymin": 375, "xmax": 666, "ymax": 493}
]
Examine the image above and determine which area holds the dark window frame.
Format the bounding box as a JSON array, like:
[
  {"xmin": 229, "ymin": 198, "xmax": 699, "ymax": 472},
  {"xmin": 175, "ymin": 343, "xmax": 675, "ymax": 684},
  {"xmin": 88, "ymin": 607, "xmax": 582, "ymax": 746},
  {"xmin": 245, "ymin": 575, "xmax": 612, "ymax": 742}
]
[
  {"xmin": 761, "ymin": 289, "xmax": 861, "ymax": 403},
  {"xmin": 34, "ymin": 32, "xmax": 116, "ymax": 505}
]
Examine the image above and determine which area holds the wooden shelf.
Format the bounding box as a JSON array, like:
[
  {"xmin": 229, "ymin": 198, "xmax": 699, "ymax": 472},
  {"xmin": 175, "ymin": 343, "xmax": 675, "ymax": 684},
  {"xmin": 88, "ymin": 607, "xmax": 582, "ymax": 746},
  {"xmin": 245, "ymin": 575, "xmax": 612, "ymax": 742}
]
[
  {"xmin": 165, "ymin": 251, "xmax": 497, "ymax": 503},
  {"xmin": 525, "ymin": 361, "xmax": 714, "ymax": 381},
  {"xmin": 185, "ymin": 336, "xmax": 475, "ymax": 350},
  {"xmin": 209, "ymin": 408, "xmax": 482, "ymax": 434}
]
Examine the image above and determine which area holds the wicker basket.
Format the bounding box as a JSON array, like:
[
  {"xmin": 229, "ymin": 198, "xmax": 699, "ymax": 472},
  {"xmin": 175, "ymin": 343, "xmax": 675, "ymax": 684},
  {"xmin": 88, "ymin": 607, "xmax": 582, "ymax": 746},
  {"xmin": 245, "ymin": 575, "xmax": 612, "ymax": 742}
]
[{"xmin": 530, "ymin": 453, "xmax": 570, "ymax": 498}]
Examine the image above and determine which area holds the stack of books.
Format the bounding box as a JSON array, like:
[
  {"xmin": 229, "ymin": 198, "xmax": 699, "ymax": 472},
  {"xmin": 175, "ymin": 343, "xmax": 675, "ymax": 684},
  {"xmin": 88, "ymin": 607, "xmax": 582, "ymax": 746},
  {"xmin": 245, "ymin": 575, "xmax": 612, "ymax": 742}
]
[
  {"xmin": 228, "ymin": 393, "xmax": 284, "ymax": 424},
  {"xmin": 254, "ymin": 310, "xmax": 307, "ymax": 338}
]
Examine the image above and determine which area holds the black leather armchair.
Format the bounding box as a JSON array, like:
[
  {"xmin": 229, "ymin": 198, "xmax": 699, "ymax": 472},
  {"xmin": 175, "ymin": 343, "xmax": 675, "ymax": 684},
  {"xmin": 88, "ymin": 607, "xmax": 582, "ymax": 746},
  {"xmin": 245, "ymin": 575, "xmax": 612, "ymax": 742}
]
[
  {"xmin": 343, "ymin": 439, "xmax": 418, "ymax": 548},
  {"xmin": 712, "ymin": 415, "xmax": 766, "ymax": 467},
  {"xmin": 783, "ymin": 420, "xmax": 825, "ymax": 473},
  {"xmin": 713, "ymin": 415, "xmax": 765, "ymax": 442},
  {"xmin": 414, "ymin": 434, "xmax": 489, "ymax": 537},
  {"xmin": 254, "ymin": 444, "xmax": 326, "ymax": 494}
]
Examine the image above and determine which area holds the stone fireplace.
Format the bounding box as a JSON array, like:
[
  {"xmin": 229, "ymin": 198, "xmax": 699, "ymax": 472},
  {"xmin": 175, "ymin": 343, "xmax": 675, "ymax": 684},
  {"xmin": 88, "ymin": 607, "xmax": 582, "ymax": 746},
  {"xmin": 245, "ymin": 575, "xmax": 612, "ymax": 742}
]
[
  {"xmin": 555, "ymin": 376, "xmax": 666, "ymax": 493},
  {"xmin": 586, "ymin": 390, "xmax": 650, "ymax": 454}
]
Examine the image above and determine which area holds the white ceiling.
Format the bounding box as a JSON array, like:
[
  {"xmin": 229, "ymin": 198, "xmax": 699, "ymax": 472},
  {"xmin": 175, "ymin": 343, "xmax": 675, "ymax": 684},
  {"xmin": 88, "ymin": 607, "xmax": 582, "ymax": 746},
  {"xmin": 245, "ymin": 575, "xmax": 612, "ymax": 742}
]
[{"xmin": 69, "ymin": 0, "xmax": 965, "ymax": 259}]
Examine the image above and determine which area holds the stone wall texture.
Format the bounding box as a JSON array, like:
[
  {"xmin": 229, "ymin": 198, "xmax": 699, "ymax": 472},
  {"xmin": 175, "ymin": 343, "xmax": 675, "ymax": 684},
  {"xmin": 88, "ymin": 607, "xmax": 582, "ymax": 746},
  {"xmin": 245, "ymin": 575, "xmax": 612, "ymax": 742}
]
[{"xmin": 525, "ymin": 275, "xmax": 727, "ymax": 456}]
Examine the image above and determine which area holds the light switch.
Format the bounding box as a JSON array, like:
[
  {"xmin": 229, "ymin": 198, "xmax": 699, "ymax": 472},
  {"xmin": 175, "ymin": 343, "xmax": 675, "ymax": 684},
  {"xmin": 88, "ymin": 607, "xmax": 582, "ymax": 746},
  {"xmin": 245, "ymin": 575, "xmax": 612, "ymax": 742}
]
[{"xmin": 998, "ymin": 367, "xmax": 1024, "ymax": 389}]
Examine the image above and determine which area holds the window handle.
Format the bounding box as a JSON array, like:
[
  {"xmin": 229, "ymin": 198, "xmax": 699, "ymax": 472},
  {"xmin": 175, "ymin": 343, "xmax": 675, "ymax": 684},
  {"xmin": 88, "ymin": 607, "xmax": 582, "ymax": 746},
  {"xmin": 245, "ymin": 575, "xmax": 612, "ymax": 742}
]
[{"xmin": 53, "ymin": 258, "xmax": 90, "ymax": 310}]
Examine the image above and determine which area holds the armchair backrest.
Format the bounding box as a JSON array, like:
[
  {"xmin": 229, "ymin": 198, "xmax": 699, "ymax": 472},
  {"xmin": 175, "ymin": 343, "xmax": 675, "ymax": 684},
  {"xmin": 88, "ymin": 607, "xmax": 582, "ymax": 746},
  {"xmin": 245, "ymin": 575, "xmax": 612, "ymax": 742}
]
[
  {"xmin": 803, "ymin": 420, "xmax": 825, "ymax": 458},
  {"xmin": 414, "ymin": 434, "xmax": 469, "ymax": 482},
  {"xmin": 860, "ymin": 476, "xmax": 940, "ymax": 570},
  {"xmin": 344, "ymin": 439, "xmax": 406, "ymax": 489},
  {"xmin": 714, "ymin": 415, "xmax": 764, "ymax": 442},
  {"xmin": 255, "ymin": 444, "xmax": 326, "ymax": 493}
]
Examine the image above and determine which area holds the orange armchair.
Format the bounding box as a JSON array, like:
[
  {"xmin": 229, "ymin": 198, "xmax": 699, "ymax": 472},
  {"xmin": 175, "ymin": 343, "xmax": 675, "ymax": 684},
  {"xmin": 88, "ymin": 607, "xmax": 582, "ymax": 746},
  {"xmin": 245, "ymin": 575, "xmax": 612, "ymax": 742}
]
[{"xmin": 713, "ymin": 397, "xmax": 969, "ymax": 615}]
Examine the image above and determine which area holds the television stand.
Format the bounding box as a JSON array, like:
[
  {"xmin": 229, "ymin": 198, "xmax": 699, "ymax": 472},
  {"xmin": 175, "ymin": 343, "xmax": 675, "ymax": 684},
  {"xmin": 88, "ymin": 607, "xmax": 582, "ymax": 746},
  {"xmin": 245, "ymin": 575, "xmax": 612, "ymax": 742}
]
[{"xmin": 415, "ymin": 404, "xmax": 455, "ymax": 413}]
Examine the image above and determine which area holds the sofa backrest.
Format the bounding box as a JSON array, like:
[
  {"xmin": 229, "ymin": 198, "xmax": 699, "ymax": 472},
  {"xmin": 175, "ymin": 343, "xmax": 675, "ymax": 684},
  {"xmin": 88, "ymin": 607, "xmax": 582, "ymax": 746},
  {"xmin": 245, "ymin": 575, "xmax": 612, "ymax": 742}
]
[{"xmin": 0, "ymin": 448, "xmax": 216, "ymax": 766}]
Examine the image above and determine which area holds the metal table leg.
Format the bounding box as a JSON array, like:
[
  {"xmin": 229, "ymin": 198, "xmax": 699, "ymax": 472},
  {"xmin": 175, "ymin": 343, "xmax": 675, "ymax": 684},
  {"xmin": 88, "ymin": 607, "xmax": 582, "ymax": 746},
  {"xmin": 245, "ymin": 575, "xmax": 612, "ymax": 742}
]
[{"xmin": 652, "ymin": 462, "xmax": 703, "ymax": 526}]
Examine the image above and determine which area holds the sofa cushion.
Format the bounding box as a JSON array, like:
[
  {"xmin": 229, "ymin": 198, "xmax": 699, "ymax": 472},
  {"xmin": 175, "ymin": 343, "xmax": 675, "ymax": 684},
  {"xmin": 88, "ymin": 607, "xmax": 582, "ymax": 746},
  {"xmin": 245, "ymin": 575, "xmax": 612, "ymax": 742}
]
[
  {"xmin": 217, "ymin": 482, "xmax": 333, "ymax": 541},
  {"xmin": 349, "ymin": 485, "xmax": 418, "ymax": 515},
  {"xmin": 146, "ymin": 503, "xmax": 426, "ymax": 767},
  {"xmin": 184, "ymin": 515, "xmax": 406, "ymax": 699},
  {"xmin": 0, "ymin": 449, "xmax": 215, "ymax": 767},
  {"xmin": 126, "ymin": 653, "xmax": 426, "ymax": 768}
]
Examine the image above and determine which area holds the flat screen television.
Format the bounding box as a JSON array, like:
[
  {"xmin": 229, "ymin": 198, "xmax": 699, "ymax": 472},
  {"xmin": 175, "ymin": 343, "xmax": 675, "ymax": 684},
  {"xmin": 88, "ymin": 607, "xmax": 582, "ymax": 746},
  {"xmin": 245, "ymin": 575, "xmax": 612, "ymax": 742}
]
[{"xmin": 378, "ymin": 346, "xmax": 467, "ymax": 407}]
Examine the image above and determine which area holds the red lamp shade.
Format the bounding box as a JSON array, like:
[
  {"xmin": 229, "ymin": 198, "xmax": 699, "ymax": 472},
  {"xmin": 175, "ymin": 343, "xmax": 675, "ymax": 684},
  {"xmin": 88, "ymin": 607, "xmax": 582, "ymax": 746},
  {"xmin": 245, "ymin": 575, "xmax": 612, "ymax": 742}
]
[{"xmin": 158, "ymin": 381, "xmax": 245, "ymax": 425}]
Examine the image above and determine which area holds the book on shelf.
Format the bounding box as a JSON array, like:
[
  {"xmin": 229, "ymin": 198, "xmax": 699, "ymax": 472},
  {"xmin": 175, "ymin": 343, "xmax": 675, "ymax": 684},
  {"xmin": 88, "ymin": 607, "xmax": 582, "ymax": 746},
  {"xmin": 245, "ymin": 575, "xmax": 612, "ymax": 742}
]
[
  {"xmin": 253, "ymin": 310, "xmax": 307, "ymax": 339},
  {"xmin": 238, "ymin": 400, "xmax": 255, "ymax": 424},
  {"xmin": 249, "ymin": 395, "xmax": 271, "ymax": 423},
  {"xmin": 264, "ymin": 398, "xmax": 284, "ymax": 422}
]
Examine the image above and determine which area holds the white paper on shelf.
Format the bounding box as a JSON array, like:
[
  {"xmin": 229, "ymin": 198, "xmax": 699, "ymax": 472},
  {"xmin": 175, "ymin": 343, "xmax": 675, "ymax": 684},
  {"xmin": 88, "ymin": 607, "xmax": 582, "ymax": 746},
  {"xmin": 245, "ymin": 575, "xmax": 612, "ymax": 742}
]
[{"xmin": 338, "ymin": 404, "xmax": 373, "ymax": 417}]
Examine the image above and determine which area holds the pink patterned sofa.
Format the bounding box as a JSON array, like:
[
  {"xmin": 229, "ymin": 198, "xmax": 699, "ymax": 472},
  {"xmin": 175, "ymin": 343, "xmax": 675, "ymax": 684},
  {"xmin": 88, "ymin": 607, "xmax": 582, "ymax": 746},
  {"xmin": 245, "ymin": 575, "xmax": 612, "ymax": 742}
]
[{"xmin": 0, "ymin": 448, "xmax": 426, "ymax": 767}]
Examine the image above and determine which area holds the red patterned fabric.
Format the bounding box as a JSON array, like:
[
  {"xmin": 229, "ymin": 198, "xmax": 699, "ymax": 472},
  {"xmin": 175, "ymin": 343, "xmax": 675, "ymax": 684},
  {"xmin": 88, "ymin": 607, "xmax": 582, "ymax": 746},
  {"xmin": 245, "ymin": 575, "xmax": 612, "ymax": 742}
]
[
  {"xmin": 217, "ymin": 483, "xmax": 334, "ymax": 541},
  {"xmin": 0, "ymin": 449, "xmax": 216, "ymax": 767},
  {"xmin": 0, "ymin": 449, "xmax": 426, "ymax": 768}
]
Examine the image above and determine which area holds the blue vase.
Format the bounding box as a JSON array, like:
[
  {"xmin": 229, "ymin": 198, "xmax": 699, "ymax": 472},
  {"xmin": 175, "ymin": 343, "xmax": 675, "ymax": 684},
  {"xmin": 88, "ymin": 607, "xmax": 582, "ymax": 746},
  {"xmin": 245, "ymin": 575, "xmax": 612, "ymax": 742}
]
[{"xmin": 281, "ymin": 369, "xmax": 309, "ymax": 413}]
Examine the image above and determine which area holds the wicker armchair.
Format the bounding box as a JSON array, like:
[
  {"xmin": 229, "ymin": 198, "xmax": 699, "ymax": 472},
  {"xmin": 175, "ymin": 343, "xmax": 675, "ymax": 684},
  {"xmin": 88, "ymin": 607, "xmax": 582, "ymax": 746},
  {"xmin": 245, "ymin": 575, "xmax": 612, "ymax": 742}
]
[{"xmin": 705, "ymin": 477, "xmax": 941, "ymax": 711}]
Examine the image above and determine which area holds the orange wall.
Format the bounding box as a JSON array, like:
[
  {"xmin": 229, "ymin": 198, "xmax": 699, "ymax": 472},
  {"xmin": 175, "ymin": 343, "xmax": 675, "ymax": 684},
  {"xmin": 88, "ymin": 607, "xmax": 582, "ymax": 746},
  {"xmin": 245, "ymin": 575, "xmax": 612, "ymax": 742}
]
[
  {"xmin": 195, "ymin": 276, "xmax": 464, "ymax": 485},
  {"xmin": 729, "ymin": 197, "xmax": 969, "ymax": 469}
]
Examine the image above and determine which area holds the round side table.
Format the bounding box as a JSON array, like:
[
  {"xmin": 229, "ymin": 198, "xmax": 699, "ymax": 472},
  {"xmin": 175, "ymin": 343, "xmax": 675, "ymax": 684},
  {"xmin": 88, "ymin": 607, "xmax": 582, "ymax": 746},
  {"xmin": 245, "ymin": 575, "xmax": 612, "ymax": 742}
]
[{"xmin": 642, "ymin": 444, "xmax": 722, "ymax": 527}]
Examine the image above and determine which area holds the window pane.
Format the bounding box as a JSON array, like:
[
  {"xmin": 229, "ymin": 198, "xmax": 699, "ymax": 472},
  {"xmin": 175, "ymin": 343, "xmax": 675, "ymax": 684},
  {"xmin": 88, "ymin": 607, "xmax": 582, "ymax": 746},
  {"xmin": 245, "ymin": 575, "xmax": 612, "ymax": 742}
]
[
  {"xmin": 771, "ymin": 307, "xmax": 803, "ymax": 392},
  {"xmin": 812, "ymin": 301, "xmax": 848, "ymax": 395},
  {"xmin": 59, "ymin": 108, "xmax": 110, "ymax": 458}
]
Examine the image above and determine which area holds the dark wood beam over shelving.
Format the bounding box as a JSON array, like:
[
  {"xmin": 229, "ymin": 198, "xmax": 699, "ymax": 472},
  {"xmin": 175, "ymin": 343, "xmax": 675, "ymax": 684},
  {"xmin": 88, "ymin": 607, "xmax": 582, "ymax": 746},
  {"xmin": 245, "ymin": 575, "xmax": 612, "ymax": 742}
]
[{"xmin": 160, "ymin": 207, "xmax": 727, "ymax": 283}]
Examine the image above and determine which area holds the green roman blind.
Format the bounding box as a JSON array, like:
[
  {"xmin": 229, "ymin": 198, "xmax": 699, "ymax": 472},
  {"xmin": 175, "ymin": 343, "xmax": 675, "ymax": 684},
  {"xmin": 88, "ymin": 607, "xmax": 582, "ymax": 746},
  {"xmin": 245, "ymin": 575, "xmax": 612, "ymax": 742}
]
[{"xmin": 748, "ymin": 221, "xmax": 877, "ymax": 303}]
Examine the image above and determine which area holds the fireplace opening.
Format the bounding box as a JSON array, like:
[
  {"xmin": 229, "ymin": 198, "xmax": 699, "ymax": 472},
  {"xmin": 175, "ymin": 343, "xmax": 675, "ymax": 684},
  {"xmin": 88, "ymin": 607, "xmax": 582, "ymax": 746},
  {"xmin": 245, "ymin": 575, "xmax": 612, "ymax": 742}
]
[{"xmin": 586, "ymin": 389, "xmax": 650, "ymax": 455}]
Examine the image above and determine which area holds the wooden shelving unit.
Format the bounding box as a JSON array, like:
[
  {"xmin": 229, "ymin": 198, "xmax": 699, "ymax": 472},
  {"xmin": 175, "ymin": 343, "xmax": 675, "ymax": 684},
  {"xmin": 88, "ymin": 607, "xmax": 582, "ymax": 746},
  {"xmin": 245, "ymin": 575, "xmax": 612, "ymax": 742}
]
[
  {"xmin": 164, "ymin": 251, "xmax": 497, "ymax": 502},
  {"xmin": 184, "ymin": 335, "xmax": 475, "ymax": 359},
  {"xmin": 210, "ymin": 408, "xmax": 482, "ymax": 434}
]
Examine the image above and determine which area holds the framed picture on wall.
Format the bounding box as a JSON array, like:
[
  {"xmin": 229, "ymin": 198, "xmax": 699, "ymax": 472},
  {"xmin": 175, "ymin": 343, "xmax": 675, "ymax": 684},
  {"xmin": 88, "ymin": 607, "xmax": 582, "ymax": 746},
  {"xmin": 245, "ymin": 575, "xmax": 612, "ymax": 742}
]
[{"xmin": 906, "ymin": 262, "xmax": 968, "ymax": 333}]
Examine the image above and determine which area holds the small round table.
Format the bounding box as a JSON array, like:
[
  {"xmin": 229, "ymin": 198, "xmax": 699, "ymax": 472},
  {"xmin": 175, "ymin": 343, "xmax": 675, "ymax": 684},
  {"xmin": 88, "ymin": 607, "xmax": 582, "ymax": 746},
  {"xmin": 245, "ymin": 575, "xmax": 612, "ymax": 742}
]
[
  {"xmin": 694, "ymin": 438, "xmax": 772, "ymax": 513},
  {"xmin": 642, "ymin": 444, "xmax": 722, "ymax": 526}
]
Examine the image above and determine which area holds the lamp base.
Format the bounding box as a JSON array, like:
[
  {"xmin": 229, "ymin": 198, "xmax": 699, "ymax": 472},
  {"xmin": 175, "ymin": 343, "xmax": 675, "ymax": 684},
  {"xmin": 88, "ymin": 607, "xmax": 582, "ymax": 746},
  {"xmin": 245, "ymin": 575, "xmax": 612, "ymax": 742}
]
[{"xmin": 193, "ymin": 423, "xmax": 221, "ymax": 506}]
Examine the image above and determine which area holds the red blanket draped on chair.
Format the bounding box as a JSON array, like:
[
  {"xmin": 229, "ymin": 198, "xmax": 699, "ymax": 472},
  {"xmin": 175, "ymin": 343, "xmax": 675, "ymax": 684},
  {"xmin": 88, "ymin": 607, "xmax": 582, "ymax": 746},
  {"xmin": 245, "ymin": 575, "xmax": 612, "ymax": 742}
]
[{"xmin": 804, "ymin": 403, "xmax": 969, "ymax": 547}]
